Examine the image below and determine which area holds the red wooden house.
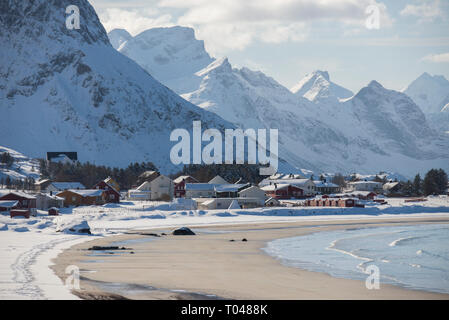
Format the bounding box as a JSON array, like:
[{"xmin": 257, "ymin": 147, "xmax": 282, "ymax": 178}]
[
  {"xmin": 261, "ymin": 183, "xmax": 304, "ymax": 199},
  {"xmin": 173, "ymin": 175, "xmax": 199, "ymax": 198},
  {"xmin": 338, "ymin": 198, "xmax": 356, "ymax": 207},
  {"xmin": 0, "ymin": 191, "xmax": 36, "ymax": 209},
  {"xmin": 93, "ymin": 180, "xmax": 120, "ymax": 203}
]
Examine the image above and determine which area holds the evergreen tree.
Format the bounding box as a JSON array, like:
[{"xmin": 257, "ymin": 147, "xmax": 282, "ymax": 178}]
[
  {"xmin": 331, "ymin": 173, "xmax": 347, "ymax": 188},
  {"xmin": 423, "ymin": 169, "xmax": 448, "ymax": 196},
  {"xmin": 412, "ymin": 174, "xmax": 422, "ymax": 196}
]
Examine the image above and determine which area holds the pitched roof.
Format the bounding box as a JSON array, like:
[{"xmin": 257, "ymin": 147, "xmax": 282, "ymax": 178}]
[
  {"xmin": 260, "ymin": 183, "xmax": 291, "ymax": 191},
  {"xmin": 214, "ymin": 183, "xmax": 249, "ymax": 193},
  {"xmin": 313, "ymin": 181, "xmax": 339, "ymax": 188},
  {"xmin": 208, "ymin": 175, "xmax": 229, "ymax": 184},
  {"xmin": 66, "ymin": 189, "xmax": 103, "ymax": 197},
  {"xmin": 0, "ymin": 191, "xmax": 36, "ymax": 199},
  {"xmin": 173, "ymin": 175, "xmax": 198, "ymax": 184},
  {"xmin": 185, "ymin": 183, "xmax": 215, "ymax": 191},
  {"xmin": 0, "ymin": 200, "xmax": 19, "ymax": 208},
  {"xmin": 136, "ymin": 181, "xmax": 151, "ymax": 191},
  {"xmin": 259, "ymin": 178, "xmax": 313, "ymax": 188}
]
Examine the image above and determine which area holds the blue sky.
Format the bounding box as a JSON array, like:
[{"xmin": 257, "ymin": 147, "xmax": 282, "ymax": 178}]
[{"xmin": 90, "ymin": 0, "xmax": 449, "ymax": 93}]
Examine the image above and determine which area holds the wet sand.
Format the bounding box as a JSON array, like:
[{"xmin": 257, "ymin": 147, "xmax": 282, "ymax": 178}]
[{"xmin": 52, "ymin": 216, "xmax": 449, "ymax": 299}]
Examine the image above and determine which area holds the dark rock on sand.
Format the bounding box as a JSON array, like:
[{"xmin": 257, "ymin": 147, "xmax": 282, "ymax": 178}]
[
  {"xmin": 242, "ymin": 238, "xmax": 248, "ymax": 242},
  {"xmin": 172, "ymin": 227, "xmax": 195, "ymax": 235},
  {"xmin": 88, "ymin": 246, "xmax": 132, "ymax": 251}
]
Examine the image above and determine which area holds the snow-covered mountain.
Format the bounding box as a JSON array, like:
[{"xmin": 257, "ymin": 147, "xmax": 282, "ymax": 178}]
[
  {"xmin": 0, "ymin": 0, "xmax": 235, "ymax": 173},
  {"xmin": 403, "ymin": 72, "xmax": 449, "ymax": 134},
  {"xmin": 291, "ymin": 70, "xmax": 353, "ymax": 104},
  {"xmin": 109, "ymin": 26, "xmax": 214, "ymax": 94},
  {"xmin": 403, "ymin": 72, "xmax": 449, "ymax": 114},
  {"xmin": 108, "ymin": 26, "xmax": 449, "ymax": 177}
]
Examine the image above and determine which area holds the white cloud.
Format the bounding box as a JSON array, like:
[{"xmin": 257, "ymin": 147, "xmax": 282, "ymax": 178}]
[
  {"xmin": 97, "ymin": 7, "xmax": 174, "ymax": 35},
  {"xmin": 422, "ymin": 52, "xmax": 449, "ymax": 63},
  {"xmin": 400, "ymin": 0, "xmax": 443, "ymax": 22},
  {"xmin": 159, "ymin": 0, "xmax": 392, "ymax": 54},
  {"xmin": 91, "ymin": 0, "xmax": 393, "ymax": 54}
]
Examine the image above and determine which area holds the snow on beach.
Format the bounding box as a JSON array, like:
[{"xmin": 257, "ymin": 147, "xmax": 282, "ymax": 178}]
[{"xmin": 1, "ymin": 196, "xmax": 449, "ymax": 299}]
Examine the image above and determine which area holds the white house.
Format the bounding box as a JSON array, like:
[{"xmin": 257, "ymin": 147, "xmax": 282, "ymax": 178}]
[
  {"xmin": 185, "ymin": 183, "xmax": 216, "ymax": 199},
  {"xmin": 127, "ymin": 175, "xmax": 174, "ymax": 201},
  {"xmin": 150, "ymin": 175, "xmax": 174, "ymax": 200},
  {"xmin": 259, "ymin": 178, "xmax": 316, "ymax": 196},
  {"xmin": 347, "ymin": 181, "xmax": 383, "ymax": 192},
  {"xmin": 238, "ymin": 185, "xmax": 266, "ymax": 201}
]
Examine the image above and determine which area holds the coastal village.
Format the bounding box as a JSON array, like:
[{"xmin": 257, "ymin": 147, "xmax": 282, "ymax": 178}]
[{"xmin": 1, "ymin": 152, "xmax": 449, "ymax": 219}]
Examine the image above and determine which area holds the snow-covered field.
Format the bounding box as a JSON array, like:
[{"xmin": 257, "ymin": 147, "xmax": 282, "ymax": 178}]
[{"xmin": 1, "ymin": 196, "xmax": 449, "ymax": 300}]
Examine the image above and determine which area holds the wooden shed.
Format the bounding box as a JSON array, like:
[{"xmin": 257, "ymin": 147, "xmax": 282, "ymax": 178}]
[
  {"xmin": 10, "ymin": 209, "xmax": 30, "ymax": 219},
  {"xmin": 48, "ymin": 207, "xmax": 59, "ymax": 216}
]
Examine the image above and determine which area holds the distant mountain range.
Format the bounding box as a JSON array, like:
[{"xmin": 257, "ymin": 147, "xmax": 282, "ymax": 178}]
[
  {"xmin": 109, "ymin": 26, "xmax": 449, "ymax": 177},
  {"xmin": 0, "ymin": 0, "xmax": 446, "ymax": 179}
]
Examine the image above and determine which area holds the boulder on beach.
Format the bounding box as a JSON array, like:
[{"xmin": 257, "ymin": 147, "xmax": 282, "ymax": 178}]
[
  {"xmin": 172, "ymin": 227, "xmax": 195, "ymax": 235},
  {"xmin": 60, "ymin": 220, "xmax": 92, "ymax": 235}
]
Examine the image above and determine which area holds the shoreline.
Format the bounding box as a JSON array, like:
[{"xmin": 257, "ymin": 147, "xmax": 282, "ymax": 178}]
[{"xmin": 52, "ymin": 216, "xmax": 449, "ymax": 300}]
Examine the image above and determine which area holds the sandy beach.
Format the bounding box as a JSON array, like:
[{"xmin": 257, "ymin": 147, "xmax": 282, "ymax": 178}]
[{"xmin": 52, "ymin": 216, "xmax": 449, "ymax": 300}]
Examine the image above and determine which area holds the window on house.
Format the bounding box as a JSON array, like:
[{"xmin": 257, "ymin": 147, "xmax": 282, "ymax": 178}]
[
  {"xmin": 109, "ymin": 194, "xmax": 115, "ymax": 200},
  {"xmin": 72, "ymin": 197, "xmax": 76, "ymax": 202}
]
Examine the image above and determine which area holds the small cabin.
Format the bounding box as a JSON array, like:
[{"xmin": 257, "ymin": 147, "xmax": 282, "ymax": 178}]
[
  {"xmin": 48, "ymin": 207, "xmax": 59, "ymax": 216},
  {"xmin": 10, "ymin": 209, "xmax": 30, "ymax": 219}
]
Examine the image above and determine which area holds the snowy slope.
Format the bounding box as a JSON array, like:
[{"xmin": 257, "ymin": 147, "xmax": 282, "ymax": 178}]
[
  {"xmin": 0, "ymin": 0, "xmax": 234, "ymax": 173},
  {"xmin": 0, "ymin": 146, "xmax": 40, "ymax": 182},
  {"xmin": 291, "ymin": 70, "xmax": 353, "ymax": 104}
]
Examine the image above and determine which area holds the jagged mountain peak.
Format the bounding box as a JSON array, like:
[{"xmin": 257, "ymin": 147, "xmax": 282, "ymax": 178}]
[
  {"xmin": 108, "ymin": 28, "xmax": 132, "ymax": 49},
  {"xmin": 291, "ymin": 70, "xmax": 353, "ymax": 103},
  {"xmin": 367, "ymin": 80, "xmax": 384, "ymax": 89},
  {"xmin": 109, "ymin": 25, "xmax": 214, "ymax": 87},
  {"xmin": 196, "ymin": 57, "xmax": 232, "ymax": 76},
  {"xmin": 403, "ymin": 72, "xmax": 449, "ymax": 114}
]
